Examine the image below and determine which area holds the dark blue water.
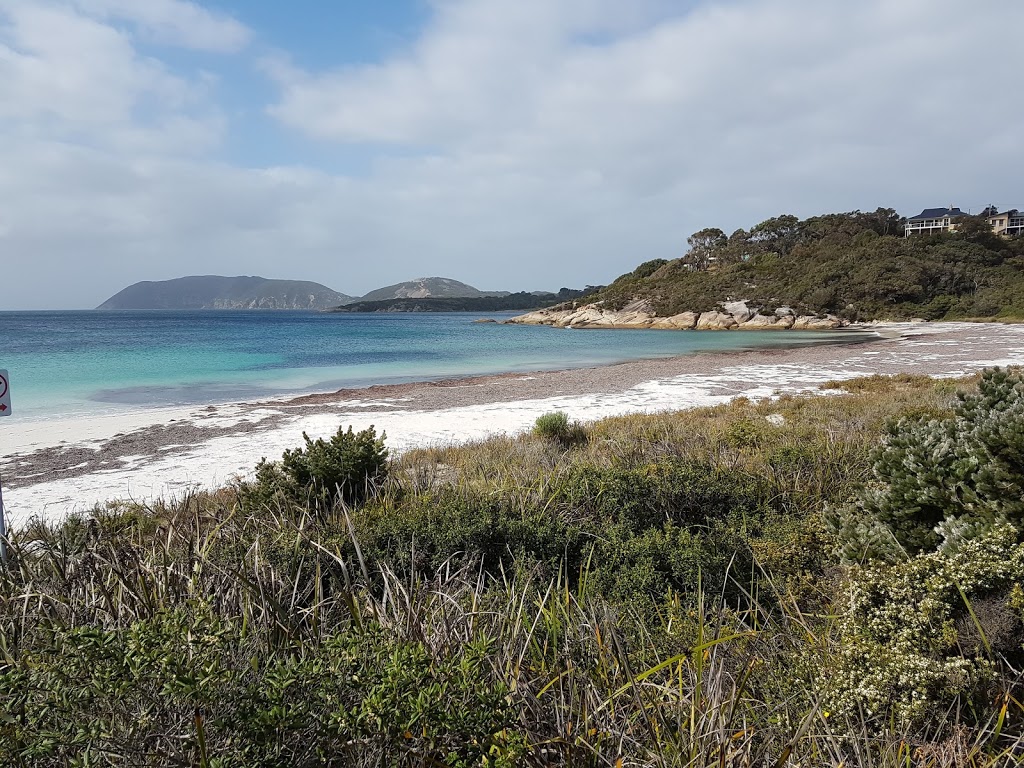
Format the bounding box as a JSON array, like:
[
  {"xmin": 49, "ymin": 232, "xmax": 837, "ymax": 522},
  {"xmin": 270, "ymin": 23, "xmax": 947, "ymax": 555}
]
[{"xmin": 0, "ymin": 310, "xmax": 869, "ymax": 419}]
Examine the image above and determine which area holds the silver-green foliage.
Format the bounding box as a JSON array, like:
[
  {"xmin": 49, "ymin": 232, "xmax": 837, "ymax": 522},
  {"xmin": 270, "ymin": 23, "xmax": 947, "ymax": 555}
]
[
  {"xmin": 831, "ymin": 367, "xmax": 1024, "ymax": 562},
  {"xmin": 824, "ymin": 368, "xmax": 1024, "ymax": 725}
]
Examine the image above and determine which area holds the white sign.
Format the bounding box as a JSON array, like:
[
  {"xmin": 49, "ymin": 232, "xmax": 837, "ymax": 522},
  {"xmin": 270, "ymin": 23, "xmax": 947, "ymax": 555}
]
[{"xmin": 0, "ymin": 369, "xmax": 9, "ymax": 416}]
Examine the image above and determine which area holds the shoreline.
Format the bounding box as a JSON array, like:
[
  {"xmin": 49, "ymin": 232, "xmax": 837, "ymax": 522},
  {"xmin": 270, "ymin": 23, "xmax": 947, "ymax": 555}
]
[{"xmin": 3, "ymin": 321, "xmax": 1024, "ymax": 524}]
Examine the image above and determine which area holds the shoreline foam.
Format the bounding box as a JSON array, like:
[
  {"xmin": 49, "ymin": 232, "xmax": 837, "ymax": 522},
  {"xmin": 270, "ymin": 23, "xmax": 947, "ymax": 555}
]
[{"xmin": 3, "ymin": 322, "xmax": 1024, "ymax": 525}]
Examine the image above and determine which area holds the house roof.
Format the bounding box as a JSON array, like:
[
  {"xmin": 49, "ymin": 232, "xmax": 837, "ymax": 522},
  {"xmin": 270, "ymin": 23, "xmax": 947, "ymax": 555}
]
[{"xmin": 909, "ymin": 207, "xmax": 967, "ymax": 220}]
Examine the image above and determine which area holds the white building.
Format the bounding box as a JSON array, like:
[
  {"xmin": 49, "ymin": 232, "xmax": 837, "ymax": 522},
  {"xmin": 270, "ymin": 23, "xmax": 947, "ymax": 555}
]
[
  {"xmin": 904, "ymin": 207, "xmax": 968, "ymax": 236},
  {"xmin": 905, "ymin": 205, "xmax": 1023, "ymax": 237}
]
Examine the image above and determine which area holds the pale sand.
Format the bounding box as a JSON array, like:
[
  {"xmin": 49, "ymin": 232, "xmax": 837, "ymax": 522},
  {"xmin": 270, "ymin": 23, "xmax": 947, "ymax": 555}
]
[{"xmin": 2, "ymin": 322, "xmax": 1023, "ymax": 525}]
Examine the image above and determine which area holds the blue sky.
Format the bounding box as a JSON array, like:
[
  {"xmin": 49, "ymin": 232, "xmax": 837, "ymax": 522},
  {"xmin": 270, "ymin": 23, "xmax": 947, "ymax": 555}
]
[
  {"xmin": 210, "ymin": 1, "xmax": 427, "ymax": 68},
  {"xmin": 1, "ymin": 0, "xmax": 1023, "ymax": 309}
]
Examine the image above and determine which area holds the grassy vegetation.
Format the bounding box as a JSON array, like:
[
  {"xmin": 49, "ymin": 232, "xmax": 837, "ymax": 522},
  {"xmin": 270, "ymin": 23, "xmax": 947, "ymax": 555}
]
[
  {"xmin": 585, "ymin": 210, "xmax": 1024, "ymax": 321},
  {"xmin": 2, "ymin": 370, "xmax": 1024, "ymax": 766}
]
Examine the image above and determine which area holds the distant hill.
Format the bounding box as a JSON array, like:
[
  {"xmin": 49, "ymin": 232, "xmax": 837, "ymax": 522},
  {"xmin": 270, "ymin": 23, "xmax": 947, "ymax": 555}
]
[
  {"xmin": 357, "ymin": 277, "xmax": 506, "ymax": 302},
  {"xmin": 97, "ymin": 276, "xmax": 355, "ymax": 310},
  {"xmin": 330, "ymin": 288, "xmax": 599, "ymax": 313}
]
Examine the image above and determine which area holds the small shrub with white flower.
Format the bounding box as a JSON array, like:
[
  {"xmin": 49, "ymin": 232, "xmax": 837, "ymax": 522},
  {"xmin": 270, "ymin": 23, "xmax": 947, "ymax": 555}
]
[{"xmin": 824, "ymin": 367, "xmax": 1024, "ymax": 725}]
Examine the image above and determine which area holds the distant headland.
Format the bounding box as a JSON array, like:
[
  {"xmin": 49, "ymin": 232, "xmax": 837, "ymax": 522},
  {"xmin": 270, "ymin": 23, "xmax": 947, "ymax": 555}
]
[
  {"xmin": 97, "ymin": 275, "xmax": 598, "ymax": 312},
  {"xmin": 97, "ymin": 275, "xmax": 355, "ymax": 310}
]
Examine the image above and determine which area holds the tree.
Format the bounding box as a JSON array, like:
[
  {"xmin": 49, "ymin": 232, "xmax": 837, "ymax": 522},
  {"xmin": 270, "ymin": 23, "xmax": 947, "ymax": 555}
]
[
  {"xmin": 954, "ymin": 214, "xmax": 1001, "ymax": 248},
  {"xmin": 683, "ymin": 227, "xmax": 727, "ymax": 271},
  {"xmin": 859, "ymin": 207, "xmax": 904, "ymax": 237},
  {"xmin": 748, "ymin": 215, "xmax": 801, "ymax": 256},
  {"xmin": 630, "ymin": 259, "xmax": 668, "ymax": 279}
]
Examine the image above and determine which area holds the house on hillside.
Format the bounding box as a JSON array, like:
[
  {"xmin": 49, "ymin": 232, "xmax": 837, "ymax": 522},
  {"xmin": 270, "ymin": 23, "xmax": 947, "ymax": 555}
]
[
  {"xmin": 983, "ymin": 207, "xmax": 1024, "ymax": 237},
  {"xmin": 904, "ymin": 207, "xmax": 969, "ymax": 236},
  {"xmin": 905, "ymin": 204, "xmax": 1024, "ymax": 237}
]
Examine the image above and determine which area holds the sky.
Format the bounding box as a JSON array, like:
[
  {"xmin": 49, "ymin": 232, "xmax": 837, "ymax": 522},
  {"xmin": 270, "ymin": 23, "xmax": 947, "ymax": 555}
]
[{"xmin": 1, "ymin": 0, "xmax": 1022, "ymax": 309}]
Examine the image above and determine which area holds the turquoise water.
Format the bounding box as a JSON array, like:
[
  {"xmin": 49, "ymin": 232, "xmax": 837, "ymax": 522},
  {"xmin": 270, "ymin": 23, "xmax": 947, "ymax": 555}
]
[{"xmin": 0, "ymin": 311, "xmax": 871, "ymax": 419}]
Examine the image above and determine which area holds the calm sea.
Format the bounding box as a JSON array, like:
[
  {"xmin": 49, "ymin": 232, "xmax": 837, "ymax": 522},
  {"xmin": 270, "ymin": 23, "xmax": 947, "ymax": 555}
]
[{"xmin": 0, "ymin": 310, "xmax": 869, "ymax": 419}]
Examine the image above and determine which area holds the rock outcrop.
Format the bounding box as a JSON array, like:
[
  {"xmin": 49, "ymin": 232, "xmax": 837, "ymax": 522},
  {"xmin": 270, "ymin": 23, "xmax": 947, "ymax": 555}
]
[
  {"xmin": 695, "ymin": 311, "xmax": 739, "ymax": 330},
  {"xmin": 504, "ymin": 299, "xmax": 846, "ymax": 331}
]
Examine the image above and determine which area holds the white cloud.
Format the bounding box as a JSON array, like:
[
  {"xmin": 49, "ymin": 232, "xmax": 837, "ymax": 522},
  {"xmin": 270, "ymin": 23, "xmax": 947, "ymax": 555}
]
[
  {"xmin": 71, "ymin": 0, "xmax": 250, "ymax": 52},
  {"xmin": 267, "ymin": 0, "xmax": 679, "ymax": 145},
  {"xmin": 2, "ymin": 0, "xmax": 1024, "ymax": 310},
  {"xmin": 0, "ymin": 1, "xmax": 225, "ymax": 153}
]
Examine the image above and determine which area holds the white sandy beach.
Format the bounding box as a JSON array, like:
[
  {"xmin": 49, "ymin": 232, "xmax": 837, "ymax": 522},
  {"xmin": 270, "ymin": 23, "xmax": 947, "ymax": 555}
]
[{"xmin": 3, "ymin": 321, "xmax": 1024, "ymax": 526}]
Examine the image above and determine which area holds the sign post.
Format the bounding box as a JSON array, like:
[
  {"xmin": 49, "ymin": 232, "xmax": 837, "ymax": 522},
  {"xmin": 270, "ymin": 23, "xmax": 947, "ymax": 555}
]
[{"xmin": 0, "ymin": 369, "xmax": 10, "ymax": 566}]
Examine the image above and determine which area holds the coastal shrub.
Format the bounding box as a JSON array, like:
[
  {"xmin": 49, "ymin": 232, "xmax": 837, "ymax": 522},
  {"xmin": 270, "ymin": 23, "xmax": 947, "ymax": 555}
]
[
  {"xmin": 822, "ymin": 524, "xmax": 1024, "ymax": 726},
  {"xmin": 248, "ymin": 425, "xmax": 388, "ymax": 510},
  {"xmin": 553, "ymin": 460, "xmax": 770, "ymax": 531},
  {"xmin": 350, "ymin": 460, "xmax": 773, "ymax": 606},
  {"xmin": 831, "ymin": 367, "xmax": 1024, "ymax": 562},
  {"xmin": 0, "ymin": 604, "xmax": 520, "ymax": 766},
  {"xmin": 532, "ymin": 411, "xmax": 587, "ymax": 447},
  {"xmin": 354, "ymin": 491, "xmax": 581, "ymax": 579},
  {"xmin": 819, "ymin": 369, "xmax": 1024, "ymax": 727},
  {"xmin": 629, "ymin": 258, "xmax": 669, "ymax": 280}
]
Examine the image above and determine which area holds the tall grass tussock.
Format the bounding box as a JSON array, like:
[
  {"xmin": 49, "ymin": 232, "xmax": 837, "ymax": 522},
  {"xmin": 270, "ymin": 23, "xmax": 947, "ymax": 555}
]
[{"xmin": 1, "ymin": 369, "xmax": 1023, "ymax": 766}]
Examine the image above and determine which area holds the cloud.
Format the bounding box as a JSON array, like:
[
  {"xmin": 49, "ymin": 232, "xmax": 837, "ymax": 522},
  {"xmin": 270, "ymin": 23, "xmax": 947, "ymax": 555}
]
[
  {"xmin": 269, "ymin": 0, "xmax": 1022, "ymax": 176},
  {"xmin": 2, "ymin": 0, "xmax": 1024, "ymax": 309},
  {"xmin": 263, "ymin": 0, "xmax": 1024, "ymax": 249},
  {"xmin": 267, "ymin": 0, "xmax": 679, "ymax": 145},
  {"xmin": 0, "ymin": 1, "xmax": 225, "ymax": 153},
  {"xmin": 71, "ymin": 0, "xmax": 250, "ymax": 52}
]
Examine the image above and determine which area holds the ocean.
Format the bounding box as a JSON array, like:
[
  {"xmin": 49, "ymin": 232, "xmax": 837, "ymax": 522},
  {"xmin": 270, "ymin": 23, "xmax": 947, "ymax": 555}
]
[{"xmin": 0, "ymin": 310, "xmax": 868, "ymax": 420}]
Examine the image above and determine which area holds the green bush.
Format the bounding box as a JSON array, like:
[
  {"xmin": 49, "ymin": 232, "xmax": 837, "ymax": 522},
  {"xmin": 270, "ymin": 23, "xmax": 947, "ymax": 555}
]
[
  {"xmin": 823, "ymin": 524, "xmax": 1024, "ymax": 725},
  {"xmin": 820, "ymin": 368, "xmax": 1024, "ymax": 727},
  {"xmin": 532, "ymin": 411, "xmax": 587, "ymax": 447},
  {"xmin": 353, "ymin": 491, "xmax": 581, "ymax": 580},
  {"xmin": 629, "ymin": 258, "xmax": 669, "ymax": 280},
  {"xmin": 831, "ymin": 367, "xmax": 1024, "ymax": 561},
  {"xmin": 554, "ymin": 460, "xmax": 769, "ymax": 531},
  {"xmin": 0, "ymin": 605, "xmax": 519, "ymax": 766},
  {"xmin": 348, "ymin": 459, "xmax": 772, "ymax": 607},
  {"xmin": 249, "ymin": 425, "xmax": 388, "ymax": 509}
]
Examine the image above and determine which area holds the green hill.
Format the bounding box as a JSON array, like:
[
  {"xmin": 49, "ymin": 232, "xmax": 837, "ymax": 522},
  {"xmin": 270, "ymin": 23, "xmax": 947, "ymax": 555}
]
[
  {"xmin": 588, "ymin": 209, "xmax": 1024, "ymax": 321},
  {"xmin": 357, "ymin": 277, "xmax": 505, "ymax": 302}
]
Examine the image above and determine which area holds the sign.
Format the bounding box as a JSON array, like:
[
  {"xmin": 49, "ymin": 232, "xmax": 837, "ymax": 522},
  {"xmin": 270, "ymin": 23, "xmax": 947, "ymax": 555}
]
[{"xmin": 0, "ymin": 369, "xmax": 9, "ymax": 416}]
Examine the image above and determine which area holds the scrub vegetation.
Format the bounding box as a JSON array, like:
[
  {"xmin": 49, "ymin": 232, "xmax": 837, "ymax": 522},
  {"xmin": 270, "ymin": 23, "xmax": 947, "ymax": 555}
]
[
  {"xmin": 587, "ymin": 210, "xmax": 1024, "ymax": 321},
  {"xmin": 2, "ymin": 369, "xmax": 1024, "ymax": 766}
]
